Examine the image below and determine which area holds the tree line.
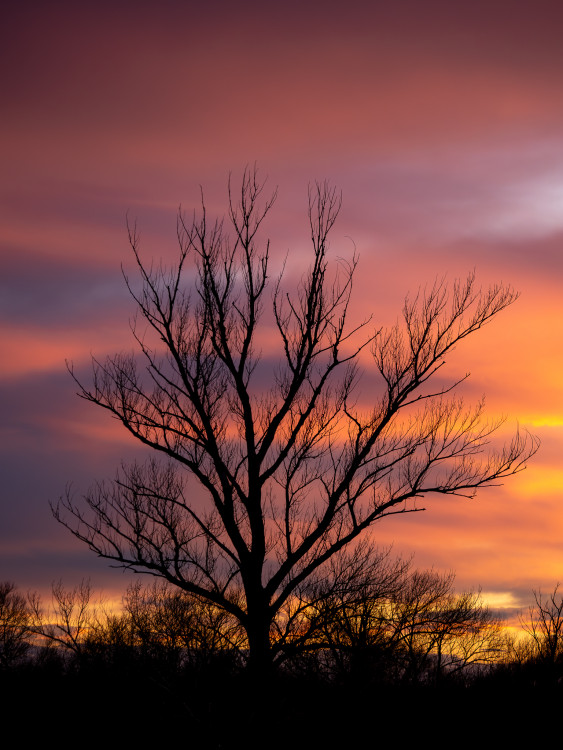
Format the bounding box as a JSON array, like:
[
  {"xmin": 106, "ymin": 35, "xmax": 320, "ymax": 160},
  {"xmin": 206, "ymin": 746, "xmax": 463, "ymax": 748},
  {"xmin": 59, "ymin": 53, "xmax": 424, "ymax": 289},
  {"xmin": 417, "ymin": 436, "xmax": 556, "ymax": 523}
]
[{"xmin": 3, "ymin": 555, "xmax": 562, "ymax": 688}]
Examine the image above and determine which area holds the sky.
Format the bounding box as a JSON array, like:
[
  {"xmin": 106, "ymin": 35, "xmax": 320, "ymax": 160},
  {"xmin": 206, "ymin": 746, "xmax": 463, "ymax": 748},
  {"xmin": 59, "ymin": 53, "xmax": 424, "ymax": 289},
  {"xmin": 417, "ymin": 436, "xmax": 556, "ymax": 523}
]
[{"xmin": 2, "ymin": 0, "xmax": 563, "ymax": 618}]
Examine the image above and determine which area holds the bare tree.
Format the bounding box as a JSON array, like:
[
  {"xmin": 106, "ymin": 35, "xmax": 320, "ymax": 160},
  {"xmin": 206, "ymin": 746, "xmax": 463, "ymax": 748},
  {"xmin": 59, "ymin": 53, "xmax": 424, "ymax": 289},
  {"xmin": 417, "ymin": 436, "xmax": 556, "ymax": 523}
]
[
  {"xmin": 0, "ymin": 582, "xmax": 32, "ymax": 669},
  {"xmin": 123, "ymin": 580, "xmax": 244, "ymax": 661},
  {"xmin": 298, "ymin": 559, "xmax": 506, "ymax": 685},
  {"xmin": 386, "ymin": 569, "xmax": 506, "ymax": 683},
  {"xmin": 30, "ymin": 579, "xmax": 97, "ymax": 658},
  {"xmin": 264, "ymin": 542, "xmax": 410, "ymax": 679},
  {"xmin": 53, "ymin": 167, "xmax": 537, "ymax": 677},
  {"xmin": 521, "ymin": 584, "xmax": 563, "ymax": 671}
]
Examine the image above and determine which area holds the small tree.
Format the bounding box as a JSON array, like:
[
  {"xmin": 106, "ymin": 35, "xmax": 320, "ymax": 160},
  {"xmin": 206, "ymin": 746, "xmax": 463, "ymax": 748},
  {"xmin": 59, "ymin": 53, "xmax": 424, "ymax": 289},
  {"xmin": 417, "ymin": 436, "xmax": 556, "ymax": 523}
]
[
  {"xmin": 54, "ymin": 168, "xmax": 536, "ymax": 678},
  {"xmin": 123, "ymin": 580, "xmax": 244, "ymax": 664},
  {"xmin": 520, "ymin": 584, "xmax": 563, "ymax": 680},
  {"xmin": 386, "ymin": 570, "xmax": 505, "ymax": 683},
  {"xmin": 0, "ymin": 582, "xmax": 32, "ymax": 669},
  {"xmin": 302, "ymin": 561, "xmax": 505, "ymax": 685},
  {"xmin": 30, "ymin": 579, "xmax": 97, "ymax": 660},
  {"xmin": 276, "ymin": 543, "xmax": 410, "ymax": 680}
]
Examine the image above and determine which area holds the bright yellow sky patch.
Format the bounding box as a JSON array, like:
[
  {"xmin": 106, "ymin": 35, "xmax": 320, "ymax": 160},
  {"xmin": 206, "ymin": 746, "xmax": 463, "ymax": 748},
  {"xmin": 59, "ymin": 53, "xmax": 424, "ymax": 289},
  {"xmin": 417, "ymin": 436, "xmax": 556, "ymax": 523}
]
[{"xmin": 511, "ymin": 467, "xmax": 563, "ymax": 497}]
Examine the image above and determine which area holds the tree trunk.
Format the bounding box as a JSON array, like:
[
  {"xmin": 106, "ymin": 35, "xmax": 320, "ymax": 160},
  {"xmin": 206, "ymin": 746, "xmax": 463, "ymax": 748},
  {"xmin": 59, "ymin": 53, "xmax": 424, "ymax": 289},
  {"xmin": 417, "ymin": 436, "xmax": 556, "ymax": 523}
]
[{"xmin": 246, "ymin": 605, "xmax": 273, "ymax": 682}]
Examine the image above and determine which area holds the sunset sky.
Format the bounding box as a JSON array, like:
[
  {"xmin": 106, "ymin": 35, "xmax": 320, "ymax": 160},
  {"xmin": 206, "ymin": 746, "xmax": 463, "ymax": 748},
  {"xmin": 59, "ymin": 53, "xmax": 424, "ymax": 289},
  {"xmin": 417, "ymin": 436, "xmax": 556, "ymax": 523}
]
[{"xmin": 2, "ymin": 0, "xmax": 563, "ymax": 618}]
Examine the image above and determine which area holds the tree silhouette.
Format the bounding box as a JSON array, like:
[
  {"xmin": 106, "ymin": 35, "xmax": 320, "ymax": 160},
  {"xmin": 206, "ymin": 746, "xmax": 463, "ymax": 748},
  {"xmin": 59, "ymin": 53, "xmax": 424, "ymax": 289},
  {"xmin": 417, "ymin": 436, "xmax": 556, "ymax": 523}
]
[
  {"xmin": 279, "ymin": 554, "xmax": 505, "ymax": 685},
  {"xmin": 383, "ymin": 569, "xmax": 506, "ymax": 684},
  {"xmin": 0, "ymin": 582, "xmax": 32, "ymax": 669},
  {"xmin": 54, "ymin": 167, "xmax": 537, "ymax": 678},
  {"xmin": 29, "ymin": 579, "xmax": 99, "ymax": 662},
  {"xmin": 520, "ymin": 584, "xmax": 563, "ymax": 682}
]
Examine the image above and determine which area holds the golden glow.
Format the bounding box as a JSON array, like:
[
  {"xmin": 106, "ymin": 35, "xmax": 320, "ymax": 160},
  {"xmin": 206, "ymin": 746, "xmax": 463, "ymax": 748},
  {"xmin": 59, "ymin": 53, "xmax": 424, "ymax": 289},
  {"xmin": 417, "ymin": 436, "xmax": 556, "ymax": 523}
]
[
  {"xmin": 525, "ymin": 418, "xmax": 563, "ymax": 428},
  {"xmin": 480, "ymin": 591, "xmax": 520, "ymax": 610},
  {"xmin": 511, "ymin": 468, "xmax": 563, "ymax": 497}
]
